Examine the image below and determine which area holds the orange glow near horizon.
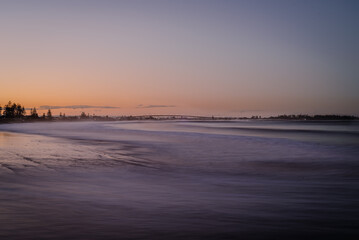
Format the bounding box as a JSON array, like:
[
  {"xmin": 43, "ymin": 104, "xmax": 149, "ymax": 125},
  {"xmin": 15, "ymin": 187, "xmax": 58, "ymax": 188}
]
[{"xmin": 0, "ymin": 1, "xmax": 358, "ymax": 117}]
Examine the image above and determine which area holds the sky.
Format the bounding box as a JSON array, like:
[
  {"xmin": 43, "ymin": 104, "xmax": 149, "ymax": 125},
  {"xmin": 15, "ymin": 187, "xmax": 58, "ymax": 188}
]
[{"xmin": 0, "ymin": 0, "xmax": 358, "ymax": 117}]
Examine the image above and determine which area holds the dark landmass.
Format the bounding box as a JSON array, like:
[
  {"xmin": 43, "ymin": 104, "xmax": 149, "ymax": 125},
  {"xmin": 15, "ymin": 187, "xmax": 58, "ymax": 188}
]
[
  {"xmin": 1, "ymin": 101, "xmax": 358, "ymax": 123},
  {"xmin": 267, "ymin": 114, "xmax": 358, "ymax": 120},
  {"xmin": 1, "ymin": 113, "xmax": 358, "ymax": 124}
]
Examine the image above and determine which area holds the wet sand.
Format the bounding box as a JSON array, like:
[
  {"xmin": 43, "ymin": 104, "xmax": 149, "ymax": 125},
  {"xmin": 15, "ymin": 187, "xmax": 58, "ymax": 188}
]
[{"xmin": 0, "ymin": 121, "xmax": 358, "ymax": 239}]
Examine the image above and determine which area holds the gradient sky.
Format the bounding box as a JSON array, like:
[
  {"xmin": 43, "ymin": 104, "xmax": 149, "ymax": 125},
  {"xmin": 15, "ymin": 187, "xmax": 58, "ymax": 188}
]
[{"xmin": 0, "ymin": 0, "xmax": 358, "ymax": 116}]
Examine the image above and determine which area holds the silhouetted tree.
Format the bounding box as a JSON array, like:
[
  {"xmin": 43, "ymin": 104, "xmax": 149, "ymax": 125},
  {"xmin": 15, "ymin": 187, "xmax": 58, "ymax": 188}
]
[
  {"xmin": 3, "ymin": 101, "xmax": 15, "ymax": 118},
  {"xmin": 15, "ymin": 104, "xmax": 25, "ymax": 118},
  {"xmin": 30, "ymin": 107, "xmax": 39, "ymax": 119},
  {"xmin": 47, "ymin": 109, "xmax": 52, "ymax": 119},
  {"xmin": 0, "ymin": 102, "xmax": 26, "ymax": 119},
  {"xmin": 80, "ymin": 112, "xmax": 88, "ymax": 119}
]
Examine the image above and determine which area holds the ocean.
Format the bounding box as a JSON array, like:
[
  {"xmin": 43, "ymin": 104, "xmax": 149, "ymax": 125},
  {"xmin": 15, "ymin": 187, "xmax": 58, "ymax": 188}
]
[{"xmin": 0, "ymin": 120, "xmax": 358, "ymax": 239}]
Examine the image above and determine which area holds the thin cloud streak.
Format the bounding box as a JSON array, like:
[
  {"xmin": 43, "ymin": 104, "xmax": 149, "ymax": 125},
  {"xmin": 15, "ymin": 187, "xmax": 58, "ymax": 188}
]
[
  {"xmin": 39, "ymin": 105, "xmax": 120, "ymax": 110},
  {"xmin": 136, "ymin": 104, "xmax": 176, "ymax": 109}
]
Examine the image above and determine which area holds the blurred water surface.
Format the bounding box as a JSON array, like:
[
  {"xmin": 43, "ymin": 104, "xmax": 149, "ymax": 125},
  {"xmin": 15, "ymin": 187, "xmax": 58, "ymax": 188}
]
[{"xmin": 0, "ymin": 120, "xmax": 358, "ymax": 239}]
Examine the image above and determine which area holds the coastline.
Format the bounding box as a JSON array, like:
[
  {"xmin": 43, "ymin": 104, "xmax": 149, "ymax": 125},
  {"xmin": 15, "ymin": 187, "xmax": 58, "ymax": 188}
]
[{"xmin": 1, "ymin": 114, "xmax": 358, "ymax": 125}]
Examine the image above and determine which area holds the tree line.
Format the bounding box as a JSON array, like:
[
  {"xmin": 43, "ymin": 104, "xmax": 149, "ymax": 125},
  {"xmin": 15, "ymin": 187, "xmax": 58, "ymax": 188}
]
[{"xmin": 0, "ymin": 101, "xmax": 52, "ymax": 120}]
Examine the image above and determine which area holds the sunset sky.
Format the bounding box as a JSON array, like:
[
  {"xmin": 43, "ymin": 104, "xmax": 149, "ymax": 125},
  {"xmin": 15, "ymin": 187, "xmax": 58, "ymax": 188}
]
[{"xmin": 1, "ymin": 0, "xmax": 358, "ymax": 116}]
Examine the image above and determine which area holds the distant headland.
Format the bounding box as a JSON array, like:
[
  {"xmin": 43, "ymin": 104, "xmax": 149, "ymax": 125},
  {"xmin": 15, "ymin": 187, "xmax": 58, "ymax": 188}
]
[{"xmin": 0, "ymin": 101, "xmax": 358, "ymax": 123}]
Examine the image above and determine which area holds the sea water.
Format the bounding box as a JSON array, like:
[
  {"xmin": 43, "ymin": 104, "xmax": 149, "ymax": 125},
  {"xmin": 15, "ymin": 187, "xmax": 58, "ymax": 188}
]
[{"xmin": 0, "ymin": 120, "xmax": 358, "ymax": 239}]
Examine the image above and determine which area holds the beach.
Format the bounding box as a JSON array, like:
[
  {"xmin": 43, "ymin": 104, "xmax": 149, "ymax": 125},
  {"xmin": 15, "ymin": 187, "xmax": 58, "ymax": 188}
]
[{"xmin": 0, "ymin": 120, "xmax": 358, "ymax": 239}]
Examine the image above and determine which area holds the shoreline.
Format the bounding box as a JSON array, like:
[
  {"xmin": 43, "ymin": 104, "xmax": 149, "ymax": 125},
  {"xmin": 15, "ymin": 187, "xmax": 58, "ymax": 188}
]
[{"xmin": 1, "ymin": 116, "xmax": 358, "ymax": 125}]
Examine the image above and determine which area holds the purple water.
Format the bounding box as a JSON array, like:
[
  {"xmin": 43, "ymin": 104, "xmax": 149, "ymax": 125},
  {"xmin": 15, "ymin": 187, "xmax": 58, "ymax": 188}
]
[{"xmin": 0, "ymin": 120, "xmax": 358, "ymax": 239}]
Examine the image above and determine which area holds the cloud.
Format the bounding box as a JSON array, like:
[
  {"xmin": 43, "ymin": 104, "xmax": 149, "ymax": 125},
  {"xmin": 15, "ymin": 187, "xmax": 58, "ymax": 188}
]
[
  {"xmin": 39, "ymin": 105, "xmax": 119, "ymax": 110},
  {"xmin": 136, "ymin": 104, "xmax": 176, "ymax": 109}
]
